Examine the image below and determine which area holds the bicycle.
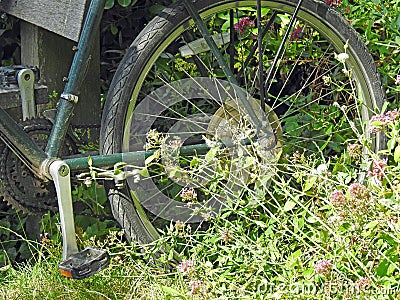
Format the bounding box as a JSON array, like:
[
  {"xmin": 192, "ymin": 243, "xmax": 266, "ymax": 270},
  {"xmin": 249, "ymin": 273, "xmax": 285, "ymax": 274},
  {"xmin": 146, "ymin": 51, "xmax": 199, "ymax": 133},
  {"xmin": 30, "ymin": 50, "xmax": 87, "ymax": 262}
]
[{"xmin": 0, "ymin": 0, "xmax": 386, "ymax": 279}]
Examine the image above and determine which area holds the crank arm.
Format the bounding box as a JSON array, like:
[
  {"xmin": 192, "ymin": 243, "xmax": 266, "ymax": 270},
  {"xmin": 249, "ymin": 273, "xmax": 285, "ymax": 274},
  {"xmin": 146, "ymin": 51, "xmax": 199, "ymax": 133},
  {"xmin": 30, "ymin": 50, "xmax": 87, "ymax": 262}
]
[{"xmin": 49, "ymin": 160, "xmax": 109, "ymax": 279}]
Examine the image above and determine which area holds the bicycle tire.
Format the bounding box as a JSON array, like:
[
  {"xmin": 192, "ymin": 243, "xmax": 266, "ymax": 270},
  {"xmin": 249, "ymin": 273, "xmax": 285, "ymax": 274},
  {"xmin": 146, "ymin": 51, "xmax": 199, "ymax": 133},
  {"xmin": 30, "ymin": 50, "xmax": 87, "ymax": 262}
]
[{"xmin": 100, "ymin": 0, "xmax": 386, "ymax": 245}]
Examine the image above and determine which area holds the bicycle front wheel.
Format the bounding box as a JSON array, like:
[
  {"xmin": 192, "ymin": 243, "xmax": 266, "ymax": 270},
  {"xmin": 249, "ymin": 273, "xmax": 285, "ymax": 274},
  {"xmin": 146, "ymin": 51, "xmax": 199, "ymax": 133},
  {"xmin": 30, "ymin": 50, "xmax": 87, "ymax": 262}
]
[{"xmin": 100, "ymin": 0, "xmax": 386, "ymax": 244}]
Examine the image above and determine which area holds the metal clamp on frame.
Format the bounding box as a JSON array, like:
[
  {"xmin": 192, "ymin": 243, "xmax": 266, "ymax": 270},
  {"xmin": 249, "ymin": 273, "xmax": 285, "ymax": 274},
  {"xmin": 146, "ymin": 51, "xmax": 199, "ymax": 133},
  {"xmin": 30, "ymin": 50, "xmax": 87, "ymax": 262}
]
[{"xmin": 60, "ymin": 93, "xmax": 79, "ymax": 104}]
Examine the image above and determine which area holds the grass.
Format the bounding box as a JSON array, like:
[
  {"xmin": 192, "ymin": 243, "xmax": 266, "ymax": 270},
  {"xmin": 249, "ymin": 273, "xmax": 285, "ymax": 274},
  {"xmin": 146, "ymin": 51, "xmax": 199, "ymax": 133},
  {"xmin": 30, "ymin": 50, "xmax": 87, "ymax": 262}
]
[{"xmin": 0, "ymin": 238, "xmax": 187, "ymax": 299}]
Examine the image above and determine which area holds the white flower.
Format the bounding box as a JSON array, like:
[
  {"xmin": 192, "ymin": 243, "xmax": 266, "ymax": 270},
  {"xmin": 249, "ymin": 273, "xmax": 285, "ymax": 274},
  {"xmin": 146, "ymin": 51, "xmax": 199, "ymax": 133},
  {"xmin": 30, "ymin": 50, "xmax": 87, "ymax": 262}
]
[
  {"xmin": 312, "ymin": 163, "xmax": 328, "ymax": 175},
  {"xmin": 336, "ymin": 52, "xmax": 349, "ymax": 63}
]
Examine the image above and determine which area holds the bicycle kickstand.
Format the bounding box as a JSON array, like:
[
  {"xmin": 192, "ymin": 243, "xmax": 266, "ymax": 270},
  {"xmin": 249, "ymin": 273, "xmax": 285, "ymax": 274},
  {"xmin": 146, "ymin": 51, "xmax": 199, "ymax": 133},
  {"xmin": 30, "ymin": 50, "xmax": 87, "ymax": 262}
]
[{"xmin": 49, "ymin": 160, "xmax": 110, "ymax": 279}]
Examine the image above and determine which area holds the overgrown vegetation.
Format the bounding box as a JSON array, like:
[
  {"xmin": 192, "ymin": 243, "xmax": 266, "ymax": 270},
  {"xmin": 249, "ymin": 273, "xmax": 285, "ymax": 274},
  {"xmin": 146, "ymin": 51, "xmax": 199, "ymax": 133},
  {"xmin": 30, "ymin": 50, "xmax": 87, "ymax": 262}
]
[{"xmin": 0, "ymin": 0, "xmax": 400, "ymax": 299}]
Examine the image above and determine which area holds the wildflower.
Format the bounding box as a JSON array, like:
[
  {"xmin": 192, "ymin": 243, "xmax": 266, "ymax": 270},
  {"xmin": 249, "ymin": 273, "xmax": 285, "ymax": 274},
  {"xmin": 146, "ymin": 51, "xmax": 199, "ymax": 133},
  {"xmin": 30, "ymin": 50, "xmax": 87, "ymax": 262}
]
[
  {"xmin": 324, "ymin": 0, "xmax": 342, "ymax": 7},
  {"xmin": 330, "ymin": 190, "xmax": 346, "ymax": 206},
  {"xmin": 40, "ymin": 232, "xmax": 50, "ymax": 244},
  {"xmin": 290, "ymin": 26, "xmax": 303, "ymax": 41},
  {"xmin": 323, "ymin": 75, "xmax": 331, "ymax": 85},
  {"xmin": 168, "ymin": 137, "xmax": 183, "ymax": 149},
  {"xmin": 201, "ymin": 211, "xmax": 213, "ymax": 221},
  {"xmin": 347, "ymin": 143, "xmax": 362, "ymax": 160},
  {"xmin": 180, "ymin": 187, "xmax": 197, "ymax": 202},
  {"xmin": 189, "ymin": 279, "xmax": 203, "ymax": 295},
  {"xmin": 84, "ymin": 177, "xmax": 92, "ymax": 188},
  {"xmin": 175, "ymin": 220, "xmax": 186, "ymax": 231},
  {"xmin": 355, "ymin": 277, "xmax": 371, "ymax": 291},
  {"xmin": 234, "ymin": 17, "xmax": 255, "ymax": 35},
  {"xmin": 336, "ymin": 52, "xmax": 349, "ymax": 63},
  {"xmin": 177, "ymin": 259, "xmax": 195, "ymax": 274},
  {"xmin": 395, "ymin": 74, "xmax": 400, "ymax": 85},
  {"xmin": 327, "ymin": 214, "xmax": 343, "ymax": 225},
  {"xmin": 314, "ymin": 259, "xmax": 332, "ymax": 274},
  {"xmin": 348, "ymin": 182, "xmax": 370, "ymax": 200},
  {"xmin": 385, "ymin": 109, "xmax": 400, "ymax": 122},
  {"xmin": 221, "ymin": 231, "xmax": 233, "ymax": 242},
  {"xmin": 368, "ymin": 159, "xmax": 387, "ymax": 179},
  {"xmin": 311, "ymin": 164, "xmax": 329, "ymax": 176},
  {"xmin": 369, "ymin": 110, "xmax": 400, "ymax": 132},
  {"xmin": 369, "ymin": 114, "xmax": 390, "ymax": 132}
]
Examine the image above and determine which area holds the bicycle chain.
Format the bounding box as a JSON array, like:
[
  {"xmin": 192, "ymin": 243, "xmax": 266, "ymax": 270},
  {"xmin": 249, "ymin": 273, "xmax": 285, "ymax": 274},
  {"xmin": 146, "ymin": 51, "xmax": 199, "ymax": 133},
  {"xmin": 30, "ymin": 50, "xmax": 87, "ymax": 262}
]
[{"xmin": 0, "ymin": 118, "xmax": 77, "ymax": 213}]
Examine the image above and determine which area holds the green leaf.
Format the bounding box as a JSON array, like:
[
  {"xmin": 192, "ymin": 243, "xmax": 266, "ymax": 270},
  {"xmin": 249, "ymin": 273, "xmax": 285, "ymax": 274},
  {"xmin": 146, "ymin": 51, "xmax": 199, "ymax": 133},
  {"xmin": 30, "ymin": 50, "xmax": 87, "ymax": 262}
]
[
  {"xmin": 377, "ymin": 259, "xmax": 390, "ymax": 277},
  {"xmin": 104, "ymin": 0, "xmax": 114, "ymax": 9},
  {"xmin": 149, "ymin": 4, "xmax": 166, "ymax": 15},
  {"xmin": 394, "ymin": 145, "xmax": 400, "ymax": 162},
  {"xmin": 160, "ymin": 286, "xmax": 187, "ymax": 299},
  {"xmin": 303, "ymin": 176, "xmax": 317, "ymax": 192},
  {"xmin": 145, "ymin": 154, "xmax": 157, "ymax": 165},
  {"xmin": 118, "ymin": 0, "xmax": 131, "ymax": 7},
  {"xmin": 110, "ymin": 23, "xmax": 118, "ymax": 35},
  {"xmin": 283, "ymin": 200, "xmax": 297, "ymax": 211},
  {"xmin": 365, "ymin": 220, "xmax": 379, "ymax": 230},
  {"xmin": 168, "ymin": 249, "xmax": 174, "ymax": 261},
  {"xmin": 307, "ymin": 216, "xmax": 319, "ymax": 223},
  {"xmin": 387, "ymin": 138, "xmax": 396, "ymax": 151},
  {"xmin": 139, "ymin": 168, "xmax": 149, "ymax": 178},
  {"xmin": 88, "ymin": 155, "xmax": 92, "ymax": 167}
]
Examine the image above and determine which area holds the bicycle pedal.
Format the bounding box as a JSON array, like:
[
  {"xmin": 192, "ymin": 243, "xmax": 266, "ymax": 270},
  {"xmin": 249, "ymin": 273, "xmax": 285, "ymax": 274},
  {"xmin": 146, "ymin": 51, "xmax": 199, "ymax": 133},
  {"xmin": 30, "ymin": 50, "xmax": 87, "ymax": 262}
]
[{"xmin": 59, "ymin": 247, "xmax": 110, "ymax": 279}]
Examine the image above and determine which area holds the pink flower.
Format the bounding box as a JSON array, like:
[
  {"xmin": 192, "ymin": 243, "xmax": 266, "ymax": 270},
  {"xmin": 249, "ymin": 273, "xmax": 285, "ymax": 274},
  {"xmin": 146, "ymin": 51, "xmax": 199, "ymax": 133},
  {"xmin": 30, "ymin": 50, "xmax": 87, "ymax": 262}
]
[
  {"xmin": 370, "ymin": 110, "xmax": 400, "ymax": 132},
  {"xmin": 314, "ymin": 259, "xmax": 332, "ymax": 274},
  {"xmin": 180, "ymin": 187, "xmax": 197, "ymax": 202},
  {"xmin": 330, "ymin": 190, "xmax": 346, "ymax": 206},
  {"xmin": 221, "ymin": 231, "xmax": 233, "ymax": 242},
  {"xmin": 369, "ymin": 114, "xmax": 391, "ymax": 132},
  {"xmin": 385, "ymin": 109, "xmax": 400, "ymax": 122},
  {"xmin": 324, "ymin": 0, "xmax": 342, "ymax": 7},
  {"xmin": 189, "ymin": 279, "xmax": 203, "ymax": 295},
  {"xmin": 290, "ymin": 26, "xmax": 304, "ymax": 41},
  {"xmin": 177, "ymin": 259, "xmax": 195, "ymax": 274},
  {"xmin": 234, "ymin": 17, "xmax": 255, "ymax": 34},
  {"xmin": 355, "ymin": 277, "xmax": 370, "ymax": 291},
  {"xmin": 368, "ymin": 159, "xmax": 387, "ymax": 179},
  {"xmin": 349, "ymin": 182, "xmax": 370, "ymax": 200}
]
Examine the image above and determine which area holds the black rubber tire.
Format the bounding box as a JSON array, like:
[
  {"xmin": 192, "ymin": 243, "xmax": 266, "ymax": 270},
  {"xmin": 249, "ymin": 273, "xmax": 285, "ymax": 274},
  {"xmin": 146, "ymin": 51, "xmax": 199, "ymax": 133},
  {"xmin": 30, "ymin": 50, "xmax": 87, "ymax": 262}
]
[{"xmin": 100, "ymin": 0, "xmax": 386, "ymax": 244}]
